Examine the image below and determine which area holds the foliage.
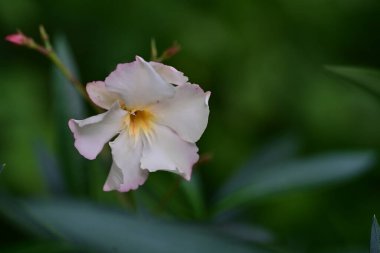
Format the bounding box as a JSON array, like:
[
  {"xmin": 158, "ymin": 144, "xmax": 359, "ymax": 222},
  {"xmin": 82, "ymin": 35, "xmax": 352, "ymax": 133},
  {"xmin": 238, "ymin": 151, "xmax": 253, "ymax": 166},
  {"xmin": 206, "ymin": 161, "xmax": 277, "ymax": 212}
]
[
  {"xmin": 371, "ymin": 216, "xmax": 380, "ymax": 253},
  {"xmin": 1, "ymin": 1, "xmax": 380, "ymax": 252}
]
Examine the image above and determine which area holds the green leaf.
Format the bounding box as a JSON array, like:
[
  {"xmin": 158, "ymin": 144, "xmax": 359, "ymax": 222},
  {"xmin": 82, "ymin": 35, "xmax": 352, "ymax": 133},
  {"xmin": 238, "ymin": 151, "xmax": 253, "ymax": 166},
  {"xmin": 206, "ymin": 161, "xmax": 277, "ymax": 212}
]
[
  {"xmin": 217, "ymin": 223, "xmax": 274, "ymax": 244},
  {"xmin": 51, "ymin": 35, "xmax": 86, "ymax": 195},
  {"xmin": 34, "ymin": 141, "xmax": 66, "ymax": 196},
  {"xmin": 371, "ymin": 215, "xmax": 380, "ymax": 253},
  {"xmin": 0, "ymin": 163, "xmax": 4, "ymax": 174},
  {"xmin": 0, "ymin": 241, "xmax": 78, "ymax": 253},
  {"xmin": 215, "ymin": 151, "xmax": 375, "ymax": 212},
  {"xmin": 180, "ymin": 175, "xmax": 206, "ymax": 219},
  {"xmin": 218, "ymin": 136, "xmax": 299, "ymax": 198},
  {"xmin": 325, "ymin": 66, "xmax": 380, "ymax": 101},
  {"xmin": 13, "ymin": 199, "xmax": 270, "ymax": 253},
  {"xmin": 0, "ymin": 195, "xmax": 51, "ymax": 237}
]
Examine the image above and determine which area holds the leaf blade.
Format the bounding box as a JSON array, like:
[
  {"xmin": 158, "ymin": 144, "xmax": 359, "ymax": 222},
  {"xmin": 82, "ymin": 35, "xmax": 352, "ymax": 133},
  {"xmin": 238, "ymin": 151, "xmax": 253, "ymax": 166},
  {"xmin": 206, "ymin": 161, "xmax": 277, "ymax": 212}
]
[
  {"xmin": 325, "ymin": 65, "xmax": 380, "ymax": 101},
  {"xmin": 14, "ymin": 199, "xmax": 270, "ymax": 253},
  {"xmin": 51, "ymin": 35, "xmax": 86, "ymax": 195},
  {"xmin": 215, "ymin": 151, "xmax": 376, "ymax": 212},
  {"xmin": 371, "ymin": 215, "xmax": 380, "ymax": 253}
]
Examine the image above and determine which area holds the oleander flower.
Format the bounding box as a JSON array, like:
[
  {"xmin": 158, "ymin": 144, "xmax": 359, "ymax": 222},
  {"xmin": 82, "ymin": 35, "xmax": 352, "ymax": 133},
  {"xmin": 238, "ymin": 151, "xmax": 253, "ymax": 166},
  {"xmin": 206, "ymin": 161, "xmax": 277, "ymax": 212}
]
[{"xmin": 69, "ymin": 56, "xmax": 210, "ymax": 192}]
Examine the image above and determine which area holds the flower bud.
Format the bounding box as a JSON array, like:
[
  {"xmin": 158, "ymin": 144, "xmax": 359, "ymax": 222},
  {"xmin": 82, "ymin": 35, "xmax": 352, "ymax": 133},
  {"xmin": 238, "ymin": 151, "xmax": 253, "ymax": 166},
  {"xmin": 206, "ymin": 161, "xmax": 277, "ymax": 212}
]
[
  {"xmin": 5, "ymin": 33, "xmax": 27, "ymax": 45},
  {"xmin": 162, "ymin": 43, "xmax": 181, "ymax": 59}
]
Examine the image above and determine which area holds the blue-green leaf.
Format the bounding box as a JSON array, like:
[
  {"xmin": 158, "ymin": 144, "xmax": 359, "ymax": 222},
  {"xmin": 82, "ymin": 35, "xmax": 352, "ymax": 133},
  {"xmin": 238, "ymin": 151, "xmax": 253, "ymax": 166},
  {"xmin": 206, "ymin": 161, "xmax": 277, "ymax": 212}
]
[
  {"xmin": 34, "ymin": 140, "xmax": 66, "ymax": 196},
  {"xmin": 371, "ymin": 215, "xmax": 380, "ymax": 253},
  {"xmin": 215, "ymin": 151, "xmax": 375, "ymax": 212},
  {"xmin": 218, "ymin": 136, "xmax": 299, "ymax": 198},
  {"xmin": 14, "ymin": 199, "xmax": 270, "ymax": 253},
  {"xmin": 0, "ymin": 195, "xmax": 51, "ymax": 237},
  {"xmin": 325, "ymin": 66, "xmax": 380, "ymax": 101},
  {"xmin": 217, "ymin": 223, "xmax": 274, "ymax": 244},
  {"xmin": 51, "ymin": 35, "xmax": 86, "ymax": 195},
  {"xmin": 1, "ymin": 241, "xmax": 78, "ymax": 253},
  {"xmin": 181, "ymin": 174, "xmax": 206, "ymax": 219}
]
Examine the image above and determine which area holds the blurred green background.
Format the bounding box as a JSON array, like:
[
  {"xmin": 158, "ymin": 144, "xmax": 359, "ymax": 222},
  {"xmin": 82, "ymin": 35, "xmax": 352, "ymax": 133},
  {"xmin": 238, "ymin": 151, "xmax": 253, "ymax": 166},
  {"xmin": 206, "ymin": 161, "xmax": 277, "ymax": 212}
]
[{"xmin": 1, "ymin": 0, "xmax": 380, "ymax": 252}]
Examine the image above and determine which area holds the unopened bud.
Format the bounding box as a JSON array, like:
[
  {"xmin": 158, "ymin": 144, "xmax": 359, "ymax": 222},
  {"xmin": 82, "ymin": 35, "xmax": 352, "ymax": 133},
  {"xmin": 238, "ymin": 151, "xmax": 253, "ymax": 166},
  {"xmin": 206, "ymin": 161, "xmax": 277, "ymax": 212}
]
[
  {"xmin": 162, "ymin": 43, "xmax": 181, "ymax": 59},
  {"xmin": 5, "ymin": 33, "xmax": 27, "ymax": 45}
]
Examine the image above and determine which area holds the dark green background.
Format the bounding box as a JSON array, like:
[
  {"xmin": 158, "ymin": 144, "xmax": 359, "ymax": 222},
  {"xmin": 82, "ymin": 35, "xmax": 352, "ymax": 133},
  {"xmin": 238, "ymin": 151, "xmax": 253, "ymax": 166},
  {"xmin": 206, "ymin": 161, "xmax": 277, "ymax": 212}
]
[{"xmin": 0, "ymin": 0, "xmax": 380, "ymax": 252}]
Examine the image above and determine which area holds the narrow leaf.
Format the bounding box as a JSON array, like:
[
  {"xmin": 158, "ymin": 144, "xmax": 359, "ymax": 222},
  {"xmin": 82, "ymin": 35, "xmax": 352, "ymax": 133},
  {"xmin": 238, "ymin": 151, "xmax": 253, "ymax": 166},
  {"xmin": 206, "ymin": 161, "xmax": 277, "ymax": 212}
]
[
  {"xmin": 215, "ymin": 151, "xmax": 375, "ymax": 212},
  {"xmin": 181, "ymin": 175, "xmax": 206, "ymax": 219},
  {"xmin": 325, "ymin": 66, "xmax": 380, "ymax": 101},
  {"xmin": 219, "ymin": 136, "xmax": 299, "ymax": 197},
  {"xmin": 13, "ymin": 199, "xmax": 271, "ymax": 253},
  {"xmin": 51, "ymin": 35, "xmax": 86, "ymax": 195},
  {"xmin": 34, "ymin": 140, "xmax": 66, "ymax": 196},
  {"xmin": 1, "ymin": 241, "xmax": 78, "ymax": 253},
  {"xmin": 217, "ymin": 223, "xmax": 274, "ymax": 244},
  {"xmin": 0, "ymin": 195, "xmax": 51, "ymax": 238},
  {"xmin": 371, "ymin": 215, "xmax": 380, "ymax": 253}
]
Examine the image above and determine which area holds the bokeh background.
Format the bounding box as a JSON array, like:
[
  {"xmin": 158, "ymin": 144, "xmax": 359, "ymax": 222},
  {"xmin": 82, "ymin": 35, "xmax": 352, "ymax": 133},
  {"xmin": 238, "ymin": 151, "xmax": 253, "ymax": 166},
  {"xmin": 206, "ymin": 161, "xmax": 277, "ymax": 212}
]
[{"xmin": 1, "ymin": 0, "xmax": 380, "ymax": 252}]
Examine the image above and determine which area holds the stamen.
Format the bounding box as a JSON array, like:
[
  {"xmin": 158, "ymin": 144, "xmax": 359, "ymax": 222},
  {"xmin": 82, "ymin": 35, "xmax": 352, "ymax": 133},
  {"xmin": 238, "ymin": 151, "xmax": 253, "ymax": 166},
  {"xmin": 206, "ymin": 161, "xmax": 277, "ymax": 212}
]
[{"xmin": 123, "ymin": 110, "xmax": 154, "ymax": 137}]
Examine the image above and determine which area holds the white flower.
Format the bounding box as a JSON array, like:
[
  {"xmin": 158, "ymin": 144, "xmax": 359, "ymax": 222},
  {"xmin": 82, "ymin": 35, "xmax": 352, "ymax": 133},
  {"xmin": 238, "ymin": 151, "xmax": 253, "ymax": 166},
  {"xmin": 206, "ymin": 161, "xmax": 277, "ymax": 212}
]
[{"xmin": 69, "ymin": 56, "xmax": 210, "ymax": 192}]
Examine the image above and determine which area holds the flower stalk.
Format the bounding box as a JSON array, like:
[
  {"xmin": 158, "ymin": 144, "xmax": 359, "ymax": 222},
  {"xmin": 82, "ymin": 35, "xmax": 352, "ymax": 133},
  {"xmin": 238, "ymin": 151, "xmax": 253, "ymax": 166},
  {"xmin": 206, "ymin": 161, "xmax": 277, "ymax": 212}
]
[
  {"xmin": 150, "ymin": 39, "xmax": 181, "ymax": 62},
  {"xmin": 38, "ymin": 26, "xmax": 87, "ymax": 99},
  {"xmin": 48, "ymin": 48, "xmax": 87, "ymax": 98},
  {"xmin": 6, "ymin": 26, "xmax": 88, "ymax": 102}
]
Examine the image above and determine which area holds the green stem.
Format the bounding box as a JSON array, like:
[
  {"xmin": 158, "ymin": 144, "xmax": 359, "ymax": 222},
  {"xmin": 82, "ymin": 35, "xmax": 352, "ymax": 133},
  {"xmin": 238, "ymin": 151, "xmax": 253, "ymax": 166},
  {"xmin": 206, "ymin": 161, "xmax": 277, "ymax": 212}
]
[
  {"xmin": 22, "ymin": 27, "xmax": 99, "ymax": 111},
  {"xmin": 48, "ymin": 50, "xmax": 102, "ymax": 112},
  {"xmin": 48, "ymin": 51, "xmax": 87, "ymax": 99}
]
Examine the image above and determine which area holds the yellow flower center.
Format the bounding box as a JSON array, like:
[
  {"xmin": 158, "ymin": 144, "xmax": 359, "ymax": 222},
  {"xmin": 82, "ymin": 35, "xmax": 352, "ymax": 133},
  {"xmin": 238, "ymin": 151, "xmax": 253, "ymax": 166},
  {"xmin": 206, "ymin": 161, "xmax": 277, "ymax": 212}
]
[{"xmin": 123, "ymin": 109, "xmax": 154, "ymax": 137}]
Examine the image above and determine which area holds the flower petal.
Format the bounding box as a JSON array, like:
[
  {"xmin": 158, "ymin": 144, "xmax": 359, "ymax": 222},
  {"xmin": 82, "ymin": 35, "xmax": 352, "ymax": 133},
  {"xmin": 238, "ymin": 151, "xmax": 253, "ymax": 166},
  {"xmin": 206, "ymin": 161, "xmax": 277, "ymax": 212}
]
[
  {"xmin": 68, "ymin": 103, "xmax": 126, "ymax": 160},
  {"xmin": 149, "ymin": 83, "xmax": 210, "ymax": 143},
  {"xmin": 86, "ymin": 81, "xmax": 121, "ymax": 110},
  {"xmin": 105, "ymin": 56, "xmax": 175, "ymax": 108},
  {"xmin": 103, "ymin": 162, "xmax": 123, "ymax": 192},
  {"xmin": 149, "ymin": 62, "xmax": 188, "ymax": 85},
  {"xmin": 104, "ymin": 131, "xmax": 148, "ymax": 192},
  {"xmin": 141, "ymin": 124, "xmax": 199, "ymax": 180}
]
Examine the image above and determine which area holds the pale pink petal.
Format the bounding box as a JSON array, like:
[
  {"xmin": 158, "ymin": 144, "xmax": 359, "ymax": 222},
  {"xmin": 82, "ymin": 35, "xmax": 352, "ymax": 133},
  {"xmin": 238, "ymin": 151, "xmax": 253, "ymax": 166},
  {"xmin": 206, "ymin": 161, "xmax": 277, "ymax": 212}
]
[
  {"xmin": 105, "ymin": 56, "xmax": 175, "ymax": 109},
  {"xmin": 148, "ymin": 83, "xmax": 210, "ymax": 143},
  {"xmin": 104, "ymin": 131, "xmax": 148, "ymax": 192},
  {"xmin": 86, "ymin": 81, "xmax": 121, "ymax": 110},
  {"xmin": 149, "ymin": 62, "xmax": 188, "ymax": 86},
  {"xmin": 141, "ymin": 124, "xmax": 199, "ymax": 180},
  {"xmin": 103, "ymin": 162, "xmax": 123, "ymax": 191},
  {"xmin": 68, "ymin": 103, "xmax": 126, "ymax": 160}
]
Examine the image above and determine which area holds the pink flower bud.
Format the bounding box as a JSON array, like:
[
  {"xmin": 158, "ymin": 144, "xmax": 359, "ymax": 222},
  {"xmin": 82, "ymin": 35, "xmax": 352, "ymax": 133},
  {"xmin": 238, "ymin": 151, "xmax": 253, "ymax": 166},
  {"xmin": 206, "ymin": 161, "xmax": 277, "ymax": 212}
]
[
  {"xmin": 5, "ymin": 33, "xmax": 27, "ymax": 45},
  {"xmin": 163, "ymin": 44, "xmax": 180, "ymax": 58}
]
